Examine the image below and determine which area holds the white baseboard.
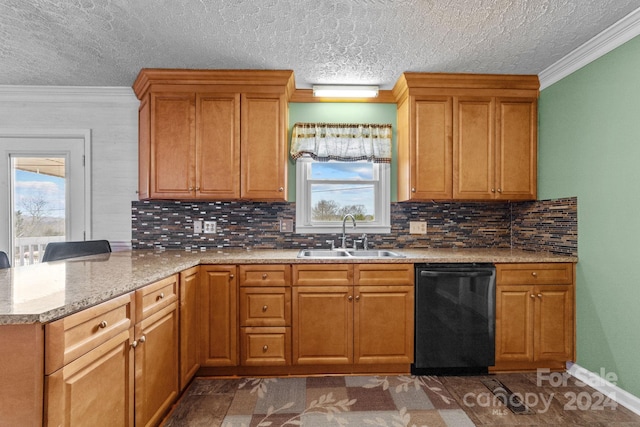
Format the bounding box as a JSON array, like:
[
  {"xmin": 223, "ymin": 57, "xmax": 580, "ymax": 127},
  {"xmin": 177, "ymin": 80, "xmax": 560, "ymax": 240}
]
[{"xmin": 567, "ymin": 362, "xmax": 640, "ymax": 416}]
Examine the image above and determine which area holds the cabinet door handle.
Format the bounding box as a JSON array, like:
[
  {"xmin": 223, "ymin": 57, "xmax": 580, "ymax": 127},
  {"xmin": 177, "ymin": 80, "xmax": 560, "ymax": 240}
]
[
  {"xmin": 98, "ymin": 320, "xmax": 108, "ymax": 329},
  {"xmin": 262, "ymin": 305, "xmax": 268, "ymax": 312}
]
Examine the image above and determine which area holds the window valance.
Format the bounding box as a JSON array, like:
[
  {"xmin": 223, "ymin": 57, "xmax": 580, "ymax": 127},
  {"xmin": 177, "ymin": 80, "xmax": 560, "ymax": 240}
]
[{"xmin": 290, "ymin": 123, "xmax": 392, "ymax": 163}]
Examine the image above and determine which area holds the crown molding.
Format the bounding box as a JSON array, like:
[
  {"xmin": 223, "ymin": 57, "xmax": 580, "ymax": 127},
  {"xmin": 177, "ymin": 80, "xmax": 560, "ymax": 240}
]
[
  {"xmin": 539, "ymin": 7, "xmax": 640, "ymax": 90},
  {"xmin": 0, "ymin": 85, "xmax": 138, "ymax": 103}
]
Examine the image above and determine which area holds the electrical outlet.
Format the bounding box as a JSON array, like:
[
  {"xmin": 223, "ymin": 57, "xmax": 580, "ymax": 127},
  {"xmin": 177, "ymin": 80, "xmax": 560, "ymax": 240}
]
[
  {"xmin": 203, "ymin": 221, "xmax": 217, "ymax": 234},
  {"xmin": 280, "ymin": 219, "xmax": 293, "ymax": 232},
  {"xmin": 409, "ymin": 221, "xmax": 427, "ymax": 235},
  {"xmin": 193, "ymin": 220, "xmax": 203, "ymax": 234}
]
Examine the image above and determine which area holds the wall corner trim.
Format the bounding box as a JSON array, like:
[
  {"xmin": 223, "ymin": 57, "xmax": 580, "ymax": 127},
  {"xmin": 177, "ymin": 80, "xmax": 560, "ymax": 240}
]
[
  {"xmin": 0, "ymin": 85, "xmax": 137, "ymax": 103},
  {"xmin": 567, "ymin": 362, "xmax": 640, "ymax": 416},
  {"xmin": 539, "ymin": 7, "xmax": 640, "ymax": 90}
]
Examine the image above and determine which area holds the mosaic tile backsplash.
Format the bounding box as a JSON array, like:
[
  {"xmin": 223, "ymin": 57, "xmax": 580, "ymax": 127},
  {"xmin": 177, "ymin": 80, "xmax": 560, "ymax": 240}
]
[{"xmin": 132, "ymin": 197, "xmax": 576, "ymax": 255}]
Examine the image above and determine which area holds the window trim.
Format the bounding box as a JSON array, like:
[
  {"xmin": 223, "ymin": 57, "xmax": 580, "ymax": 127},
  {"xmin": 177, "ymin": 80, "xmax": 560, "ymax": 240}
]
[{"xmin": 295, "ymin": 158, "xmax": 390, "ymax": 234}]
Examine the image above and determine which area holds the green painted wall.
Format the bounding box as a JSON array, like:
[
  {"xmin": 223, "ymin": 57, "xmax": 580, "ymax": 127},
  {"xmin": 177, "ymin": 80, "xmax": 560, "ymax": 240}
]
[
  {"xmin": 288, "ymin": 103, "xmax": 398, "ymax": 201},
  {"xmin": 538, "ymin": 35, "xmax": 640, "ymax": 396}
]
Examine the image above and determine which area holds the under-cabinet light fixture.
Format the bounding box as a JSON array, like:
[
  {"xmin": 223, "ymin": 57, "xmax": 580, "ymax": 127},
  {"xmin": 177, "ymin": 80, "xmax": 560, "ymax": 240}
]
[{"xmin": 312, "ymin": 85, "xmax": 379, "ymax": 98}]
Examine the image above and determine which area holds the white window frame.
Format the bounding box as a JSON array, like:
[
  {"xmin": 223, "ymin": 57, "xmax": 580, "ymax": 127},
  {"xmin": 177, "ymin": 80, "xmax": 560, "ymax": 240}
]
[{"xmin": 295, "ymin": 157, "xmax": 390, "ymax": 234}]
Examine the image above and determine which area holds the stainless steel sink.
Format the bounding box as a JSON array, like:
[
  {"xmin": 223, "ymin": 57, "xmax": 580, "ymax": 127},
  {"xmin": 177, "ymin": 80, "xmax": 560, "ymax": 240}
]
[{"xmin": 297, "ymin": 249, "xmax": 405, "ymax": 259}]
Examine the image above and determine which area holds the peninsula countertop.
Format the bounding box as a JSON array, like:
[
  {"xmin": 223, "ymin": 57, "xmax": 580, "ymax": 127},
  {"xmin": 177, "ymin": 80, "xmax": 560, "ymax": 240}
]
[{"xmin": 0, "ymin": 248, "xmax": 577, "ymax": 325}]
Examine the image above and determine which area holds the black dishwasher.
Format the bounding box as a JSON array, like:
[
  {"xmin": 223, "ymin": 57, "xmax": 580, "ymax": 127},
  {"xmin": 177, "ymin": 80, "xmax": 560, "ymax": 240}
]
[{"xmin": 412, "ymin": 263, "xmax": 496, "ymax": 375}]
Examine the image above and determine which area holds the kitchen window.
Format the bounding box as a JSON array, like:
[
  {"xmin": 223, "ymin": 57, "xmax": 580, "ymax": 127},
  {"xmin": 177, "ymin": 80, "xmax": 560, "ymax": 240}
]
[{"xmin": 295, "ymin": 158, "xmax": 390, "ymax": 234}]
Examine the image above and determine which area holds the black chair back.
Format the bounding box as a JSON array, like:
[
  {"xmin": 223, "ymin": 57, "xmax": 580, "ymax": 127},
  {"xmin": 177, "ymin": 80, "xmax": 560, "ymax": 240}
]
[
  {"xmin": 0, "ymin": 251, "xmax": 9, "ymax": 269},
  {"xmin": 42, "ymin": 240, "xmax": 112, "ymax": 263}
]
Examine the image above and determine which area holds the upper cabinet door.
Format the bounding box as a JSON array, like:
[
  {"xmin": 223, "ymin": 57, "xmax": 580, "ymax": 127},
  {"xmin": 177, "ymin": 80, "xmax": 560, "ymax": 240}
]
[
  {"xmin": 495, "ymin": 98, "xmax": 537, "ymax": 201},
  {"xmin": 453, "ymin": 97, "xmax": 495, "ymax": 200},
  {"xmin": 240, "ymin": 93, "xmax": 288, "ymax": 201},
  {"xmin": 410, "ymin": 96, "xmax": 453, "ymax": 200},
  {"xmin": 196, "ymin": 93, "xmax": 241, "ymax": 199},
  {"xmin": 150, "ymin": 92, "xmax": 196, "ymax": 199}
]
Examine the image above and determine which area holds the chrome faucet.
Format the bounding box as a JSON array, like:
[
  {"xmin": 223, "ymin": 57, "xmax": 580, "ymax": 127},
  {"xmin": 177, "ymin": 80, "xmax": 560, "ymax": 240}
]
[{"xmin": 341, "ymin": 214, "xmax": 357, "ymax": 248}]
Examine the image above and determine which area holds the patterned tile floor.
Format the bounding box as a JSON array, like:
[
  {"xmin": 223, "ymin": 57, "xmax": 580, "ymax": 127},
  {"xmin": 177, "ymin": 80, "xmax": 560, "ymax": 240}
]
[{"xmin": 162, "ymin": 373, "xmax": 640, "ymax": 427}]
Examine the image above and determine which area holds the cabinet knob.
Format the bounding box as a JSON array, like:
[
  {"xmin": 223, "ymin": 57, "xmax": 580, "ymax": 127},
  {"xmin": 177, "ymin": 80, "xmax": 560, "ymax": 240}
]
[
  {"xmin": 157, "ymin": 292, "xmax": 164, "ymax": 300},
  {"xmin": 229, "ymin": 274, "xmax": 234, "ymax": 279},
  {"xmin": 348, "ymin": 295, "xmax": 353, "ymax": 301},
  {"xmin": 278, "ymin": 187, "xmax": 284, "ymax": 192},
  {"xmin": 195, "ymin": 186, "xmax": 200, "ymax": 191},
  {"xmin": 262, "ymin": 273, "xmax": 268, "ymax": 279},
  {"xmin": 262, "ymin": 305, "xmax": 268, "ymax": 312},
  {"xmin": 131, "ymin": 340, "xmax": 138, "ymax": 348},
  {"xmin": 537, "ymin": 293, "xmax": 542, "ymax": 298},
  {"xmin": 355, "ymin": 295, "xmax": 360, "ymax": 302},
  {"xmin": 531, "ymin": 272, "xmax": 537, "ymax": 277},
  {"xmin": 138, "ymin": 335, "xmax": 146, "ymax": 344},
  {"xmin": 497, "ymin": 188, "xmax": 502, "ymax": 193},
  {"xmin": 188, "ymin": 186, "xmax": 193, "ymax": 191},
  {"xmin": 530, "ymin": 294, "xmax": 535, "ymax": 298},
  {"xmin": 491, "ymin": 188, "xmax": 496, "ymax": 193},
  {"xmin": 263, "ymin": 345, "xmax": 268, "ymax": 352},
  {"xmin": 98, "ymin": 320, "xmax": 108, "ymax": 329},
  {"xmin": 411, "ymin": 188, "xmax": 416, "ymax": 193}
]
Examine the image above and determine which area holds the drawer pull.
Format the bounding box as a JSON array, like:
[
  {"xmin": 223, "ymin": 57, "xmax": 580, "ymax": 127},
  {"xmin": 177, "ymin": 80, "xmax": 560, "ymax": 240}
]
[
  {"xmin": 532, "ymin": 272, "xmax": 537, "ymax": 277},
  {"xmin": 157, "ymin": 292, "xmax": 164, "ymax": 301},
  {"xmin": 262, "ymin": 305, "xmax": 268, "ymax": 312},
  {"xmin": 262, "ymin": 273, "xmax": 268, "ymax": 279},
  {"xmin": 263, "ymin": 345, "xmax": 268, "ymax": 352},
  {"xmin": 98, "ymin": 320, "xmax": 108, "ymax": 329}
]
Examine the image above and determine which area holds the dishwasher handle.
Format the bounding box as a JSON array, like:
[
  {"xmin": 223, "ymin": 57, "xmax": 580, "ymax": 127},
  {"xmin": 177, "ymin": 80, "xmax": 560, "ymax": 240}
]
[{"xmin": 419, "ymin": 270, "xmax": 494, "ymax": 278}]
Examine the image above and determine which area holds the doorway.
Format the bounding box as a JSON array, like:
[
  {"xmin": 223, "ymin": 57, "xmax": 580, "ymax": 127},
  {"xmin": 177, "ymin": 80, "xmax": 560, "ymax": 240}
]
[{"xmin": 0, "ymin": 130, "xmax": 91, "ymax": 265}]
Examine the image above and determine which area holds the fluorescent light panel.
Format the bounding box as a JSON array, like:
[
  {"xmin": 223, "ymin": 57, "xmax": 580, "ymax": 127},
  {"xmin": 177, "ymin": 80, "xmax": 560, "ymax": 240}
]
[{"xmin": 312, "ymin": 85, "xmax": 379, "ymax": 98}]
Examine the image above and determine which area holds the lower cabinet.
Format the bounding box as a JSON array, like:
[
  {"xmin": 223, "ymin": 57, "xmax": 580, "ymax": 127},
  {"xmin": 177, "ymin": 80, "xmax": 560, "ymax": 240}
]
[
  {"xmin": 179, "ymin": 267, "xmax": 200, "ymax": 390},
  {"xmin": 199, "ymin": 265, "xmax": 238, "ymax": 367},
  {"xmin": 44, "ymin": 275, "xmax": 180, "ymax": 427},
  {"xmin": 44, "ymin": 293, "xmax": 136, "ymax": 427},
  {"xmin": 133, "ymin": 274, "xmax": 179, "ymax": 427},
  {"xmin": 292, "ymin": 264, "xmax": 414, "ymax": 366},
  {"xmin": 494, "ymin": 263, "xmax": 575, "ymax": 371}
]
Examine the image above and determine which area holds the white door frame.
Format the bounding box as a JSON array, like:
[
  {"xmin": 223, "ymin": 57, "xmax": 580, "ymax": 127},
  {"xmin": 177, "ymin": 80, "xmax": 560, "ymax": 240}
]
[{"xmin": 0, "ymin": 128, "xmax": 92, "ymax": 255}]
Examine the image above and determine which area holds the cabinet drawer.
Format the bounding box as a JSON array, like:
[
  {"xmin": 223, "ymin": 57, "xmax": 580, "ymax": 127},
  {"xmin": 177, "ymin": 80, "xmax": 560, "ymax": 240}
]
[
  {"xmin": 497, "ymin": 263, "xmax": 573, "ymax": 285},
  {"xmin": 293, "ymin": 264, "xmax": 353, "ymax": 286},
  {"xmin": 240, "ymin": 287, "xmax": 290, "ymax": 327},
  {"xmin": 45, "ymin": 292, "xmax": 134, "ymax": 374},
  {"xmin": 136, "ymin": 274, "xmax": 179, "ymax": 320},
  {"xmin": 241, "ymin": 327, "xmax": 290, "ymax": 366},
  {"xmin": 355, "ymin": 263, "xmax": 414, "ymax": 286},
  {"xmin": 239, "ymin": 265, "xmax": 291, "ymax": 287}
]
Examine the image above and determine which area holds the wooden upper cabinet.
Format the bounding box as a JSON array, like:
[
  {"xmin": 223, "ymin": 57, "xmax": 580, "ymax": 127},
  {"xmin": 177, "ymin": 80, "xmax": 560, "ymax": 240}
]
[
  {"xmin": 150, "ymin": 92, "xmax": 196, "ymax": 199},
  {"xmin": 393, "ymin": 72, "xmax": 539, "ymax": 201},
  {"xmin": 197, "ymin": 92, "xmax": 241, "ymax": 199},
  {"xmin": 133, "ymin": 69, "xmax": 295, "ymax": 201},
  {"xmin": 495, "ymin": 98, "xmax": 537, "ymax": 200},
  {"xmin": 453, "ymin": 97, "xmax": 495, "ymax": 200}
]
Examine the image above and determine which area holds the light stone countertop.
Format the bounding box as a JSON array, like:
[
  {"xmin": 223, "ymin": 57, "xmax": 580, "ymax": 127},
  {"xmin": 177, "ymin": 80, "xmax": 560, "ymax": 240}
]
[{"xmin": 0, "ymin": 248, "xmax": 577, "ymax": 325}]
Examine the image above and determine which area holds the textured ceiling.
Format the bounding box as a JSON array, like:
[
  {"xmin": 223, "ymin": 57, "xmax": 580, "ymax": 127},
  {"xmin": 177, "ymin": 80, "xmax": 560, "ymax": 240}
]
[{"xmin": 1, "ymin": 1, "xmax": 639, "ymax": 89}]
